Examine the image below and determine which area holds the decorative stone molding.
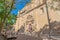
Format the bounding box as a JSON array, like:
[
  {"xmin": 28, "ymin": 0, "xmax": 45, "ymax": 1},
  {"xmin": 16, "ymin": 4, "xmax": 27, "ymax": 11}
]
[{"xmin": 25, "ymin": 15, "xmax": 37, "ymax": 33}]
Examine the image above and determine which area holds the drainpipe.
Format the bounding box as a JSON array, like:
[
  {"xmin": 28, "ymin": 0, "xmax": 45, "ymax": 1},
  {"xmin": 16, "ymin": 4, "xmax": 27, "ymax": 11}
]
[{"xmin": 45, "ymin": 0, "xmax": 51, "ymax": 40}]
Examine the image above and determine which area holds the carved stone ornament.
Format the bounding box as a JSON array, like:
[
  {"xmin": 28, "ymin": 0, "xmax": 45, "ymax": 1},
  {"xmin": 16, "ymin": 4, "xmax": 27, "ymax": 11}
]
[
  {"xmin": 47, "ymin": 0, "xmax": 60, "ymax": 10},
  {"xmin": 26, "ymin": 15, "xmax": 36, "ymax": 33}
]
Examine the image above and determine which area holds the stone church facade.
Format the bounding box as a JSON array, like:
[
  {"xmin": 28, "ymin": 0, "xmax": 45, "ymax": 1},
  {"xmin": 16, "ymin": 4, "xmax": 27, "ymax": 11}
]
[{"xmin": 13, "ymin": 0, "xmax": 60, "ymax": 34}]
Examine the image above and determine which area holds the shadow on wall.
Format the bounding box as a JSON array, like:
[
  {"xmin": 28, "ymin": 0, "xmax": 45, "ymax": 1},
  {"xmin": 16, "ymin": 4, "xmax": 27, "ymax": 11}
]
[
  {"xmin": 17, "ymin": 21, "xmax": 60, "ymax": 37},
  {"xmin": 38, "ymin": 21, "xmax": 60, "ymax": 36}
]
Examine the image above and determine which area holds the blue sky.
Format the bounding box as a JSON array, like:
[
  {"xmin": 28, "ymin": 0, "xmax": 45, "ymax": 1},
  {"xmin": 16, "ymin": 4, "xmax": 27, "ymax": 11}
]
[{"xmin": 11, "ymin": 0, "xmax": 30, "ymax": 15}]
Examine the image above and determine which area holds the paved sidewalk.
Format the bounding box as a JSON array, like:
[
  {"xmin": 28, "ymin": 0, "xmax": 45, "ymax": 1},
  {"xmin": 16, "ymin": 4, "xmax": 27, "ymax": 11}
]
[{"xmin": 16, "ymin": 34, "xmax": 42, "ymax": 40}]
